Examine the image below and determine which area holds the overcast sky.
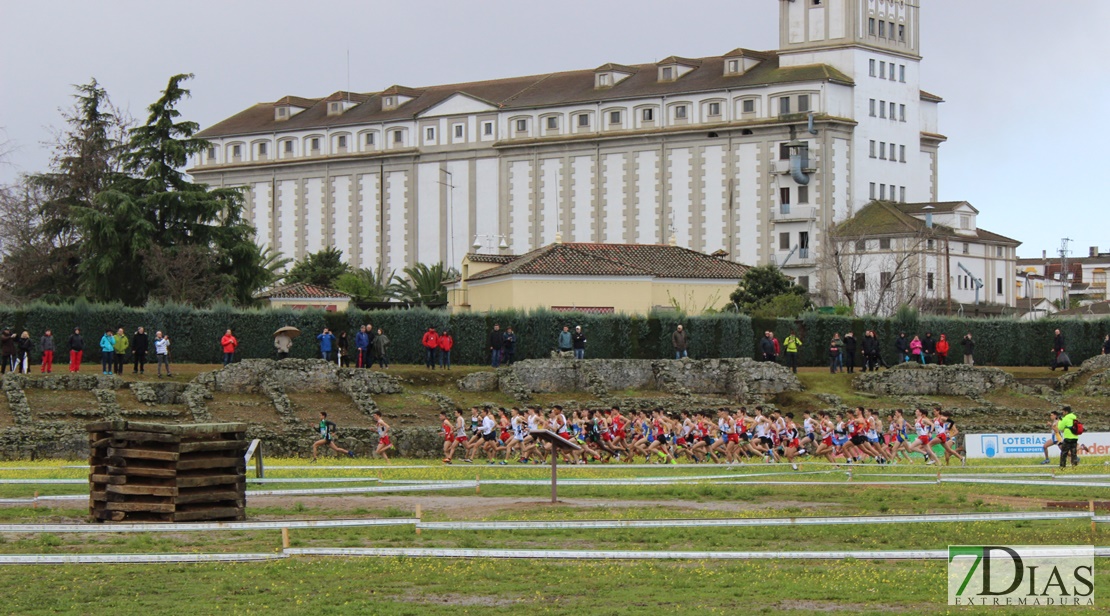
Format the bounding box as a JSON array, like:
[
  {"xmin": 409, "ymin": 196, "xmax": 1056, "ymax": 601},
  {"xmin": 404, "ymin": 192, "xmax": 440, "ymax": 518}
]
[{"xmin": 2, "ymin": 0, "xmax": 1106, "ymax": 259}]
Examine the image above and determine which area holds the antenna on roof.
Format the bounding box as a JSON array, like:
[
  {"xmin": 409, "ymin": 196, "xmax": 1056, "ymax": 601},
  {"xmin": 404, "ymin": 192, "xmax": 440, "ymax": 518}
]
[{"xmin": 346, "ymin": 49, "xmax": 350, "ymax": 103}]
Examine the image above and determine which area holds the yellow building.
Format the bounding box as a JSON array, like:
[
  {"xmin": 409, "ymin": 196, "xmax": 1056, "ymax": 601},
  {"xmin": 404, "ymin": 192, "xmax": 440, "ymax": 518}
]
[
  {"xmin": 255, "ymin": 282, "xmax": 352, "ymax": 312},
  {"xmin": 447, "ymin": 242, "xmax": 750, "ymax": 314}
]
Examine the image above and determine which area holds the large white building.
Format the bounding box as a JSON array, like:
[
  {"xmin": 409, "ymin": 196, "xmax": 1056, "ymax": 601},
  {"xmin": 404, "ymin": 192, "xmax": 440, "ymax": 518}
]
[{"xmin": 192, "ymin": 0, "xmax": 943, "ymax": 297}]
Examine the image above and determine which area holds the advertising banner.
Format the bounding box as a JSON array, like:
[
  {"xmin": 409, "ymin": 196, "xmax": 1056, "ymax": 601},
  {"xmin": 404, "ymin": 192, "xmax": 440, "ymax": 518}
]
[{"xmin": 966, "ymin": 433, "xmax": 1110, "ymax": 459}]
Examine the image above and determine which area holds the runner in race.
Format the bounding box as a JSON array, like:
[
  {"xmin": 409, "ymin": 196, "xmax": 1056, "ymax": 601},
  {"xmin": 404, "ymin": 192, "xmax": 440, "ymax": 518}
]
[
  {"xmin": 373, "ymin": 411, "xmax": 394, "ymax": 460},
  {"xmin": 311, "ymin": 411, "xmax": 355, "ymax": 461},
  {"xmin": 1041, "ymin": 411, "xmax": 1061, "ymax": 465},
  {"xmin": 441, "ymin": 411, "xmax": 456, "ymax": 464}
]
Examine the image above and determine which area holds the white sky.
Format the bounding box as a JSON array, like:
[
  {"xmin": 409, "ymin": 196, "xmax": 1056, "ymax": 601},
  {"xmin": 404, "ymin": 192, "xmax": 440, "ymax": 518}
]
[{"xmin": 1, "ymin": 0, "xmax": 1106, "ymax": 258}]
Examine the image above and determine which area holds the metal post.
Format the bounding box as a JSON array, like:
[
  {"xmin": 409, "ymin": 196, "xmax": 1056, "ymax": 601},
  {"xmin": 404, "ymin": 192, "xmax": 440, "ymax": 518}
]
[{"xmin": 551, "ymin": 450, "xmax": 558, "ymax": 504}]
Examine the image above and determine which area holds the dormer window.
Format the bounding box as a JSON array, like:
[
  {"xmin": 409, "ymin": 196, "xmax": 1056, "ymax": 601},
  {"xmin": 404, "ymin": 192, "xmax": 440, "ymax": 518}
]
[
  {"xmin": 597, "ymin": 73, "xmax": 612, "ymax": 88},
  {"xmin": 275, "ymin": 106, "xmax": 290, "ymax": 121},
  {"xmin": 327, "ymin": 101, "xmax": 344, "ymax": 116},
  {"xmin": 383, "ymin": 96, "xmax": 396, "ymax": 110},
  {"xmin": 727, "ymin": 60, "xmax": 739, "ymax": 74},
  {"xmin": 660, "ymin": 66, "xmax": 674, "ymax": 81},
  {"xmin": 593, "ymin": 64, "xmax": 636, "ymax": 89}
]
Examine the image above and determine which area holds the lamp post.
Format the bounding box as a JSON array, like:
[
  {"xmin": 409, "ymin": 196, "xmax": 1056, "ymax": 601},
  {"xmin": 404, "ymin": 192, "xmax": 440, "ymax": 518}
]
[{"xmin": 472, "ymin": 234, "xmax": 509, "ymax": 254}]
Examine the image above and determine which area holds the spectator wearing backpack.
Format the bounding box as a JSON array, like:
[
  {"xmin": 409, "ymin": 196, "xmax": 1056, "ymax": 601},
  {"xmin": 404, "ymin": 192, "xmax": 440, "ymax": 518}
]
[
  {"xmin": 312, "ymin": 411, "xmax": 354, "ymax": 461},
  {"xmin": 1057, "ymin": 406, "xmax": 1083, "ymax": 468}
]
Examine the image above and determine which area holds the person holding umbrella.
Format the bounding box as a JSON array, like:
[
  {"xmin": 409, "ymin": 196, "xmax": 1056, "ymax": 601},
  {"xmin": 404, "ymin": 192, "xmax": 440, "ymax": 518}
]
[{"xmin": 273, "ymin": 326, "xmax": 299, "ymax": 360}]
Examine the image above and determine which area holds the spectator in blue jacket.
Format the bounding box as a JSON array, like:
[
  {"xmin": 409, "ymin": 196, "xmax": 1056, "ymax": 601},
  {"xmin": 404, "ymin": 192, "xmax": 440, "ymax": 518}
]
[
  {"xmin": 355, "ymin": 325, "xmax": 371, "ymax": 368},
  {"xmin": 99, "ymin": 328, "xmax": 116, "ymax": 375},
  {"xmin": 316, "ymin": 327, "xmax": 337, "ymax": 362}
]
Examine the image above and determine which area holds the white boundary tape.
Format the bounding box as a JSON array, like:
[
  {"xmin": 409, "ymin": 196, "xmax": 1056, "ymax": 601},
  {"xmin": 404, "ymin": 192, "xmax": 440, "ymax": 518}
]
[
  {"xmin": 416, "ymin": 511, "xmax": 1090, "ymax": 531},
  {"xmin": 0, "ymin": 553, "xmax": 286, "ymax": 565},
  {"xmin": 246, "ymin": 483, "xmax": 477, "ymax": 497},
  {"xmin": 0, "ymin": 517, "xmax": 418, "ymax": 534},
  {"xmin": 943, "ymin": 478, "xmax": 1110, "ymax": 488}
]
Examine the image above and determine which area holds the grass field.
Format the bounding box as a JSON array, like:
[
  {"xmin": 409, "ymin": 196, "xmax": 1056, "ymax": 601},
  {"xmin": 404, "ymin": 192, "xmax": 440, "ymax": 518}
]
[{"xmin": 0, "ymin": 457, "xmax": 1108, "ymax": 614}]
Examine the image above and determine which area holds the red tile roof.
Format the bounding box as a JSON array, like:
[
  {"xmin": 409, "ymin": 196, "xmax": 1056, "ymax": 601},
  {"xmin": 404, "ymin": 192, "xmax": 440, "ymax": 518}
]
[
  {"xmin": 466, "ymin": 243, "xmax": 750, "ymax": 282},
  {"xmin": 255, "ymin": 282, "xmax": 350, "ymax": 300}
]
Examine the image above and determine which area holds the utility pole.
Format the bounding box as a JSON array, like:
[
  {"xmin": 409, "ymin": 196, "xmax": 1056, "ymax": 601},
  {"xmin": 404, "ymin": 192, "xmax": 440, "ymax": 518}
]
[{"xmin": 1059, "ymin": 238, "xmax": 1072, "ymax": 311}]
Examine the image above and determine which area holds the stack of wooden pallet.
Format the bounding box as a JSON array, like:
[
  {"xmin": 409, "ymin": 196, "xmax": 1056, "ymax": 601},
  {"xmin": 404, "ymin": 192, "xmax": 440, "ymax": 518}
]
[{"xmin": 88, "ymin": 421, "xmax": 248, "ymax": 523}]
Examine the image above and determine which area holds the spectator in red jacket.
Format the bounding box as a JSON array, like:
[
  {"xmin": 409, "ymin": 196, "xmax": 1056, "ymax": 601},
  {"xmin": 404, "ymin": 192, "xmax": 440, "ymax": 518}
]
[
  {"xmin": 438, "ymin": 329, "xmax": 454, "ymax": 370},
  {"xmin": 220, "ymin": 329, "xmax": 238, "ymax": 367},
  {"xmin": 421, "ymin": 326, "xmax": 439, "ymax": 370}
]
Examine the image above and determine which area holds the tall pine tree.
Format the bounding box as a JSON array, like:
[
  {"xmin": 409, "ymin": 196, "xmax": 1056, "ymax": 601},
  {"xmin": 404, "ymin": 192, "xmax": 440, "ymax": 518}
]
[{"xmin": 76, "ymin": 74, "xmax": 270, "ymax": 305}]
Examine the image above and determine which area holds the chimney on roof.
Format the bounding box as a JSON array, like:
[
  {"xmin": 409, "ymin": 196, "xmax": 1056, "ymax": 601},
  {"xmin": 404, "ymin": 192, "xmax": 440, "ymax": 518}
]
[
  {"xmin": 1042, "ymin": 249, "xmax": 1047, "ymax": 259},
  {"xmin": 923, "ymin": 205, "xmax": 934, "ymax": 229},
  {"xmin": 1091, "ymin": 246, "xmax": 1099, "ymax": 258},
  {"xmin": 554, "ymin": 232, "xmax": 562, "ymax": 245},
  {"xmin": 668, "ymin": 233, "xmax": 678, "ymax": 247}
]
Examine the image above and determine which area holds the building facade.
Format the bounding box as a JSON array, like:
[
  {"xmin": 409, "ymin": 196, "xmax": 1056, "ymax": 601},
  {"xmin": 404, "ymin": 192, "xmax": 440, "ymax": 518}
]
[
  {"xmin": 829, "ymin": 201, "xmax": 1020, "ymax": 315},
  {"xmin": 191, "ymin": 0, "xmax": 942, "ymax": 298}
]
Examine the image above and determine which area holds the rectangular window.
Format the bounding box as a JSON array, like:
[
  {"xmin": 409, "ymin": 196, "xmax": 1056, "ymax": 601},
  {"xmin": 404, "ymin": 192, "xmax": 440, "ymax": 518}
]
[
  {"xmin": 708, "ymin": 102, "xmax": 721, "ymax": 116},
  {"xmin": 516, "ymin": 119, "xmax": 527, "ymax": 132},
  {"xmin": 779, "ymin": 97, "xmax": 790, "ymax": 115},
  {"xmin": 997, "ymin": 278, "xmax": 1004, "ymax": 295},
  {"xmin": 869, "ymin": 18, "xmax": 876, "ymax": 35},
  {"xmin": 869, "ymin": 59, "xmax": 876, "ymax": 76},
  {"xmin": 392, "ymin": 131, "xmax": 402, "ymax": 144},
  {"xmin": 365, "ymin": 133, "xmax": 375, "ymax": 146},
  {"xmin": 662, "ymin": 66, "xmax": 674, "ymax": 80},
  {"xmin": 927, "ymin": 272, "xmax": 935, "ymax": 290},
  {"xmin": 869, "ymin": 182, "xmax": 876, "ymax": 199},
  {"xmin": 207, "ymin": 146, "xmax": 217, "ymax": 160},
  {"xmin": 869, "ymin": 140, "xmax": 876, "ymax": 158},
  {"xmin": 799, "ymin": 231, "xmax": 810, "ymax": 258},
  {"xmin": 963, "ymin": 242, "xmax": 970, "ymax": 254},
  {"xmin": 899, "ymin": 24, "xmax": 905, "ymax": 41},
  {"xmin": 854, "ymin": 272, "xmax": 867, "ymax": 291},
  {"xmin": 798, "ymin": 275, "xmax": 810, "ymax": 291},
  {"xmin": 996, "ymin": 246, "xmax": 1004, "ymax": 257},
  {"xmin": 577, "ymin": 114, "xmax": 589, "ymax": 127},
  {"xmin": 880, "ymin": 184, "xmax": 886, "ymax": 199},
  {"xmin": 879, "ymin": 238, "xmax": 891, "ymax": 250},
  {"xmin": 483, "ymin": 122, "xmax": 493, "ymax": 135},
  {"xmin": 856, "ymin": 240, "xmax": 867, "ymax": 252},
  {"xmin": 881, "ymin": 271, "xmax": 893, "ymax": 288},
  {"xmin": 889, "ymin": 22, "xmax": 895, "ymax": 38},
  {"xmin": 879, "ymin": 101, "xmax": 886, "ymax": 118},
  {"xmin": 283, "ymin": 140, "xmax": 293, "ymax": 153},
  {"xmin": 889, "ymin": 63, "xmax": 895, "ymax": 81},
  {"xmin": 258, "ymin": 142, "xmax": 267, "ymax": 155},
  {"xmin": 425, "ymin": 127, "xmax": 435, "ymax": 141},
  {"xmin": 879, "ymin": 61, "xmax": 886, "ymax": 78},
  {"xmin": 780, "ymin": 232, "xmax": 791, "ymax": 250},
  {"xmin": 598, "ymin": 73, "xmax": 612, "ymax": 87},
  {"xmin": 798, "ymin": 185, "xmax": 809, "ymax": 204},
  {"xmin": 869, "ymin": 99, "xmax": 876, "ymax": 117},
  {"xmin": 899, "ymin": 186, "xmax": 906, "ymax": 202},
  {"xmin": 927, "ymin": 239, "xmax": 935, "ymax": 250},
  {"xmin": 899, "ymin": 104, "xmax": 906, "ymax": 122},
  {"xmin": 546, "ymin": 117, "xmax": 558, "ymax": 130},
  {"xmin": 311, "ymin": 138, "xmax": 320, "ymax": 150},
  {"xmin": 899, "ymin": 145, "xmax": 906, "ymax": 162},
  {"xmin": 879, "ymin": 142, "xmax": 886, "ymax": 159},
  {"xmin": 675, "ymin": 105, "xmax": 688, "ymax": 119},
  {"xmin": 879, "ymin": 20, "xmax": 886, "ymax": 37},
  {"xmin": 728, "ymin": 59, "xmax": 739, "ymax": 74},
  {"xmin": 642, "ymin": 108, "xmax": 654, "ymax": 122},
  {"xmin": 609, "ymin": 110, "xmax": 621, "ymax": 124},
  {"xmin": 797, "ymin": 95, "xmax": 809, "ymax": 112},
  {"xmin": 890, "ymin": 142, "xmax": 897, "ymax": 160},
  {"xmin": 779, "ymin": 186, "xmax": 791, "ymax": 206},
  {"xmin": 337, "ymin": 136, "xmax": 346, "ymax": 148},
  {"xmin": 742, "ymin": 99, "xmax": 755, "ymax": 113},
  {"xmin": 890, "ymin": 102, "xmax": 896, "ymax": 118},
  {"xmin": 899, "ymin": 65, "xmax": 906, "ymax": 82},
  {"xmin": 232, "ymin": 144, "xmax": 241, "ymax": 158},
  {"xmin": 454, "ymin": 124, "xmax": 464, "ymax": 138},
  {"xmin": 779, "ymin": 143, "xmax": 792, "ymax": 160}
]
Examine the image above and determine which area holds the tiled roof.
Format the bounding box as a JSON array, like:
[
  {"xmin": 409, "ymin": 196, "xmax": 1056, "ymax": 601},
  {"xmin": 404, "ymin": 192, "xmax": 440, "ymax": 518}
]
[
  {"xmin": 466, "ymin": 253, "xmax": 517, "ymax": 264},
  {"xmin": 897, "ymin": 201, "xmax": 978, "ymax": 215},
  {"xmin": 254, "ymin": 282, "xmax": 350, "ymax": 300},
  {"xmin": 196, "ymin": 53, "xmax": 853, "ymax": 139},
  {"xmin": 1055, "ymin": 301, "xmax": 1110, "ymax": 316},
  {"xmin": 465, "ymin": 243, "xmax": 750, "ymax": 282},
  {"xmin": 834, "ymin": 201, "xmax": 1020, "ymax": 246}
]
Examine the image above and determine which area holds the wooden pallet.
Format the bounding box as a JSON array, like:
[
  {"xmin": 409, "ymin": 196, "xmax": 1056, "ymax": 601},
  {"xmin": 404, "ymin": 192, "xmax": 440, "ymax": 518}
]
[{"xmin": 88, "ymin": 421, "xmax": 248, "ymax": 523}]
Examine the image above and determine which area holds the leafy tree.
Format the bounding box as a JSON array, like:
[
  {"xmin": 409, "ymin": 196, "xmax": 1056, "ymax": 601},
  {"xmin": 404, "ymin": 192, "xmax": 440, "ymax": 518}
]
[
  {"xmin": 392, "ymin": 262, "xmax": 458, "ymax": 306},
  {"xmin": 284, "ymin": 247, "xmax": 349, "ymax": 287},
  {"xmin": 750, "ymin": 293, "xmax": 809, "ymax": 319},
  {"xmin": 1, "ymin": 80, "xmax": 129, "ymax": 301},
  {"xmin": 729, "ymin": 264, "xmax": 811, "ymax": 314},
  {"xmin": 335, "ymin": 265, "xmax": 397, "ymax": 303},
  {"xmin": 74, "ymin": 74, "xmax": 268, "ymax": 306}
]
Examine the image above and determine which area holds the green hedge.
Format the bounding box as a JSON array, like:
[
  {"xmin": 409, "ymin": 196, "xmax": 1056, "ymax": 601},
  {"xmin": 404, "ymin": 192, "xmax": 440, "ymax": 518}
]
[{"xmin": 1, "ymin": 301, "xmax": 1107, "ymax": 367}]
